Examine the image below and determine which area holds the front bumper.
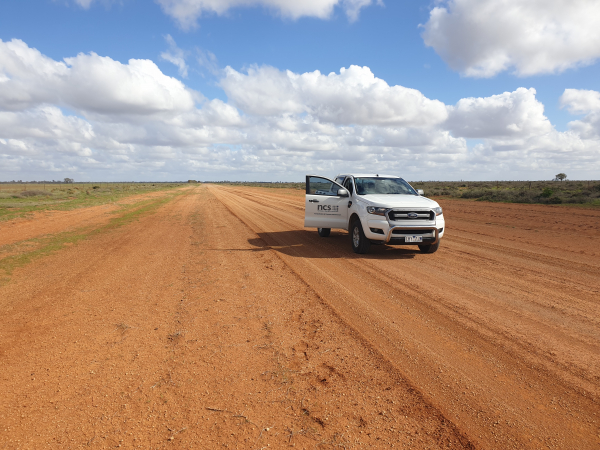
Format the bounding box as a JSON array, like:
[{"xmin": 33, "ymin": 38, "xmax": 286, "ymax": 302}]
[
  {"xmin": 364, "ymin": 212, "xmax": 445, "ymax": 245},
  {"xmin": 385, "ymin": 225, "xmax": 439, "ymax": 245}
]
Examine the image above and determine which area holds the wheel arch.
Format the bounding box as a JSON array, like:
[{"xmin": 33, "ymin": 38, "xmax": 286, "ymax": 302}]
[{"xmin": 348, "ymin": 212, "xmax": 361, "ymax": 230}]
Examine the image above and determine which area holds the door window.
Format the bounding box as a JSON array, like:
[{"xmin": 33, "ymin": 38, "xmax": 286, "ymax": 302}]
[
  {"xmin": 343, "ymin": 177, "xmax": 354, "ymax": 195},
  {"xmin": 308, "ymin": 176, "xmax": 341, "ymax": 196}
]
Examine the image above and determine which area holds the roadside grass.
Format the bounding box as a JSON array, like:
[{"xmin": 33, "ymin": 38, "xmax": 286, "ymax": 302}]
[
  {"xmin": 213, "ymin": 180, "xmax": 600, "ymax": 206},
  {"xmin": 0, "ymin": 191, "xmax": 183, "ymax": 285},
  {"xmin": 0, "ymin": 182, "xmax": 187, "ymax": 222}
]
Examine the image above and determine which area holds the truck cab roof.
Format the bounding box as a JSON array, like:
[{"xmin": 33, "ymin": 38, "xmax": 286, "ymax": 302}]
[{"xmin": 336, "ymin": 174, "xmax": 400, "ymax": 179}]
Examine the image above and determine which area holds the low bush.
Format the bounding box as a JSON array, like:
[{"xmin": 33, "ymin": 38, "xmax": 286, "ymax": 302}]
[
  {"xmin": 411, "ymin": 180, "xmax": 598, "ymax": 205},
  {"xmin": 460, "ymin": 189, "xmax": 489, "ymax": 199},
  {"xmin": 477, "ymin": 191, "xmax": 516, "ymax": 202},
  {"xmin": 544, "ymin": 196, "xmax": 563, "ymax": 204},
  {"xmin": 20, "ymin": 190, "xmax": 50, "ymax": 197}
]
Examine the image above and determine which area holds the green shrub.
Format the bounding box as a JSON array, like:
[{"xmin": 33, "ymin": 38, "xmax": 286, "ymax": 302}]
[{"xmin": 541, "ymin": 188, "xmax": 553, "ymax": 198}]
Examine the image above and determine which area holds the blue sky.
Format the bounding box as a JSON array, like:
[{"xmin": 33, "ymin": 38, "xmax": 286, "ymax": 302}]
[{"xmin": 0, "ymin": 0, "xmax": 599, "ymax": 181}]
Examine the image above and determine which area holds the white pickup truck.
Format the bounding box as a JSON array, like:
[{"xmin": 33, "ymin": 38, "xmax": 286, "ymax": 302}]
[{"xmin": 304, "ymin": 174, "xmax": 445, "ymax": 254}]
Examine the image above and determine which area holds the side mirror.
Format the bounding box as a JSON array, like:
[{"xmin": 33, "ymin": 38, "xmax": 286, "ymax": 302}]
[
  {"xmin": 417, "ymin": 189, "xmax": 424, "ymax": 196},
  {"xmin": 338, "ymin": 188, "xmax": 349, "ymax": 197}
]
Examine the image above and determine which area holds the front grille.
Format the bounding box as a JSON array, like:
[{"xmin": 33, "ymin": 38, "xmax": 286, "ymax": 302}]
[{"xmin": 388, "ymin": 210, "xmax": 434, "ymax": 221}]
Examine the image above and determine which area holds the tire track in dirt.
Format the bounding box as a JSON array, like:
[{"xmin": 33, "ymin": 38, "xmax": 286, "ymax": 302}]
[{"xmin": 208, "ymin": 184, "xmax": 600, "ymax": 450}]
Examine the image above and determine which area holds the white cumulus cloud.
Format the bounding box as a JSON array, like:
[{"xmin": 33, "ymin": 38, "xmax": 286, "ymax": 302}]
[
  {"xmin": 422, "ymin": 0, "xmax": 600, "ymax": 77},
  {"xmin": 156, "ymin": 0, "xmax": 380, "ymax": 29},
  {"xmin": 0, "ymin": 39, "xmax": 69, "ymax": 111},
  {"xmin": 560, "ymin": 89, "xmax": 600, "ymax": 115},
  {"xmin": 0, "ymin": 39, "xmax": 197, "ymax": 115},
  {"xmin": 1, "ymin": 39, "xmax": 599, "ymax": 181},
  {"xmin": 221, "ymin": 65, "xmax": 448, "ymax": 127},
  {"xmin": 561, "ymin": 89, "xmax": 600, "ymax": 139},
  {"xmin": 62, "ymin": 53, "xmax": 197, "ymax": 115},
  {"xmin": 0, "ymin": 106, "xmax": 95, "ymax": 143},
  {"xmin": 446, "ymin": 88, "xmax": 552, "ymax": 139}
]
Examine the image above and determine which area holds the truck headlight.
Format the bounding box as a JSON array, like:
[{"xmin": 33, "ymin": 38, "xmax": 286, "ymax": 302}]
[
  {"xmin": 433, "ymin": 206, "xmax": 443, "ymax": 216},
  {"xmin": 367, "ymin": 206, "xmax": 388, "ymax": 216}
]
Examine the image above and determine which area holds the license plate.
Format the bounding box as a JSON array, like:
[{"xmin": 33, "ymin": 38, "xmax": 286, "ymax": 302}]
[{"xmin": 405, "ymin": 236, "xmax": 423, "ymax": 243}]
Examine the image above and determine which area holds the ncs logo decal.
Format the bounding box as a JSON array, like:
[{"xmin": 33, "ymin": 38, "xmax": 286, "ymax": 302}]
[{"xmin": 318, "ymin": 205, "xmax": 339, "ymax": 212}]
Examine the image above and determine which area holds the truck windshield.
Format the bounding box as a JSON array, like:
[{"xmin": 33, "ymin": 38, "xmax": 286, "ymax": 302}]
[{"xmin": 354, "ymin": 177, "xmax": 417, "ymax": 195}]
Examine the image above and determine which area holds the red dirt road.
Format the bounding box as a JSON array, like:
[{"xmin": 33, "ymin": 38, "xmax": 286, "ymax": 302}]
[
  {"xmin": 209, "ymin": 185, "xmax": 600, "ymax": 449},
  {"xmin": 1, "ymin": 185, "xmax": 599, "ymax": 449}
]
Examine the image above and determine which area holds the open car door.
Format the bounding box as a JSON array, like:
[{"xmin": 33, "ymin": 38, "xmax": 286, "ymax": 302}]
[{"xmin": 304, "ymin": 175, "xmax": 349, "ymax": 229}]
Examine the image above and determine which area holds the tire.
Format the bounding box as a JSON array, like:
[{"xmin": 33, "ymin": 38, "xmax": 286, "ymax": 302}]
[
  {"xmin": 318, "ymin": 228, "xmax": 331, "ymax": 237},
  {"xmin": 350, "ymin": 220, "xmax": 370, "ymax": 254},
  {"xmin": 418, "ymin": 240, "xmax": 440, "ymax": 254}
]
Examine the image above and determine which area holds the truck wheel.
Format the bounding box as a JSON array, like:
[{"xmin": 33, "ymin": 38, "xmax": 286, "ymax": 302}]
[
  {"xmin": 351, "ymin": 220, "xmax": 370, "ymax": 254},
  {"xmin": 318, "ymin": 228, "xmax": 331, "ymax": 237},
  {"xmin": 418, "ymin": 240, "xmax": 440, "ymax": 253}
]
